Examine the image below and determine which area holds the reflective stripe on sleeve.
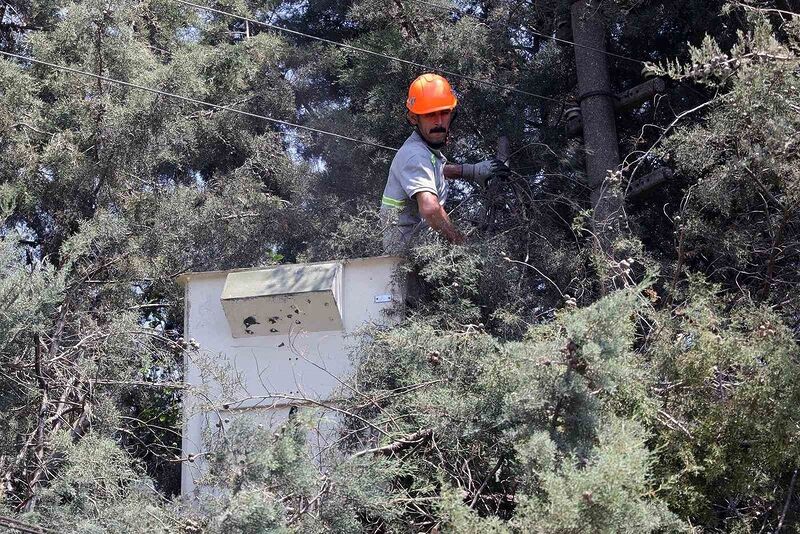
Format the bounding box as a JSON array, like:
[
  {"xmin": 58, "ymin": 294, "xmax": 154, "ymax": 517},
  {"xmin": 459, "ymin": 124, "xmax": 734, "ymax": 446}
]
[{"xmin": 381, "ymin": 195, "xmax": 406, "ymax": 208}]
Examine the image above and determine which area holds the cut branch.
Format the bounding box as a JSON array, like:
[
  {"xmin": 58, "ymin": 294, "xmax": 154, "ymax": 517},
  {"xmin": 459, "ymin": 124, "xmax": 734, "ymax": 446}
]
[
  {"xmin": 351, "ymin": 428, "xmax": 433, "ymax": 458},
  {"xmin": 469, "ymin": 456, "xmax": 504, "ymax": 509},
  {"xmin": 0, "ymin": 515, "xmax": 56, "ymax": 534},
  {"xmin": 775, "ymin": 468, "xmax": 798, "ymax": 533}
]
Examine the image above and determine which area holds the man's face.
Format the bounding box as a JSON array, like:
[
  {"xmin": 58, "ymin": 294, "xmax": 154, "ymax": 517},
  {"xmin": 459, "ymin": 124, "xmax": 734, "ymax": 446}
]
[{"xmin": 411, "ymin": 109, "xmax": 454, "ymax": 146}]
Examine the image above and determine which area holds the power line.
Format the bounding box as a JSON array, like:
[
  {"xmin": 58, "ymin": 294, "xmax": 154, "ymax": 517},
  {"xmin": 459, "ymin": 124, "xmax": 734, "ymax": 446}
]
[
  {"xmin": 0, "ymin": 50, "xmax": 399, "ymax": 152},
  {"xmin": 171, "ymin": 0, "xmax": 561, "ymax": 103},
  {"xmin": 399, "ymin": 0, "xmax": 649, "ymax": 65}
]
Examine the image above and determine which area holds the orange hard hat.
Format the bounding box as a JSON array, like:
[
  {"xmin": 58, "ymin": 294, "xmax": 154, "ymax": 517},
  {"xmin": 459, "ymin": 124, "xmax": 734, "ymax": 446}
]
[{"xmin": 406, "ymin": 73, "xmax": 458, "ymax": 115}]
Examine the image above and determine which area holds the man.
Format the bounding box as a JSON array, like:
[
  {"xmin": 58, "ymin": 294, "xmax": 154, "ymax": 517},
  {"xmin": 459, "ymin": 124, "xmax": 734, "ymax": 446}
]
[{"xmin": 381, "ymin": 73, "xmax": 509, "ymax": 254}]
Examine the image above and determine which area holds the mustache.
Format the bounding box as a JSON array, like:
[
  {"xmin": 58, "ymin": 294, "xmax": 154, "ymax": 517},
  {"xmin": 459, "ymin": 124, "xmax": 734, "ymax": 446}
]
[{"xmin": 429, "ymin": 127, "xmax": 447, "ymax": 134}]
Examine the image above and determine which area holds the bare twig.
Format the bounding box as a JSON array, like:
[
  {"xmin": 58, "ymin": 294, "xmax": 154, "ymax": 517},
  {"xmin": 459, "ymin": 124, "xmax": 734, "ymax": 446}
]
[
  {"xmin": 728, "ymin": 2, "xmax": 798, "ymax": 18},
  {"xmin": 289, "ymin": 477, "xmax": 329, "ymax": 522},
  {"xmin": 622, "ymin": 97, "xmax": 719, "ymax": 196},
  {"xmin": 657, "ymin": 409, "xmax": 693, "ymax": 439},
  {"xmin": 761, "ymin": 207, "xmax": 789, "ymax": 299},
  {"xmin": 219, "ymin": 393, "xmax": 390, "ymax": 437},
  {"xmin": 502, "ymin": 256, "xmax": 564, "ymax": 297}
]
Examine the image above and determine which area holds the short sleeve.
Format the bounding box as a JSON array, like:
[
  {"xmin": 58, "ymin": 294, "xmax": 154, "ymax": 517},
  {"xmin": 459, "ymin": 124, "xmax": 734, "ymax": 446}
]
[{"xmin": 398, "ymin": 154, "xmax": 438, "ymax": 199}]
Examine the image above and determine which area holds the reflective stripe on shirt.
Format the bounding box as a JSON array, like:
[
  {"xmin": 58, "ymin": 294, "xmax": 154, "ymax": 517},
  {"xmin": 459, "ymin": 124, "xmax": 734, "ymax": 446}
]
[{"xmin": 381, "ymin": 195, "xmax": 406, "ymax": 208}]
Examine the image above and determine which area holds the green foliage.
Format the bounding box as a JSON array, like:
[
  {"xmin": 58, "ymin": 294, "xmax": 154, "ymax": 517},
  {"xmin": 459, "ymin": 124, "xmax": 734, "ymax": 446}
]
[
  {"xmin": 655, "ymin": 15, "xmax": 800, "ymax": 309},
  {"xmin": 215, "ymin": 488, "xmax": 289, "ymax": 534},
  {"xmin": 206, "ymin": 416, "xmax": 317, "ymax": 496},
  {"xmin": 514, "ymin": 420, "xmax": 684, "ymax": 534},
  {"xmin": 648, "ymin": 277, "xmax": 800, "ymax": 528},
  {"xmin": 336, "ymin": 287, "xmax": 681, "ymax": 532},
  {"xmin": 1, "ymin": 0, "xmax": 800, "ymax": 533},
  {"xmin": 199, "ymin": 415, "xmax": 408, "ymax": 533},
  {"xmin": 0, "ymin": 236, "xmax": 66, "ymax": 474},
  {"xmin": 313, "ymin": 458, "xmax": 406, "ymax": 533},
  {"xmin": 24, "ymin": 433, "xmax": 179, "ymax": 533},
  {"xmin": 436, "ymin": 484, "xmax": 511, "ymax": 533}
]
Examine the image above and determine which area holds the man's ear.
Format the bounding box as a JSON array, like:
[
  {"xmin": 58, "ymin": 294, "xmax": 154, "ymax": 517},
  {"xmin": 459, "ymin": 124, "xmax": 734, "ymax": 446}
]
[{"xmin": 406, "ymin": 111, "xmax": 418, "ymax": 126}]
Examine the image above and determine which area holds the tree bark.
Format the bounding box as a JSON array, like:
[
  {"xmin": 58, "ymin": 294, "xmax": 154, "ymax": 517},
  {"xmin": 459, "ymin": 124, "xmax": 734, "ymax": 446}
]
[{"xmin": 570, "ymin": 0, "xmax": 623, "ymax": 241}]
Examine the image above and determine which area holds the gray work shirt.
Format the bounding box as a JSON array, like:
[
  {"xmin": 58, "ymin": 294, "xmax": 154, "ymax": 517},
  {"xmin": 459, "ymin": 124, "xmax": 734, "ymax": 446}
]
[{"xmin": 380, "ymin": 131, "xmax": 448, "ymax": 253}]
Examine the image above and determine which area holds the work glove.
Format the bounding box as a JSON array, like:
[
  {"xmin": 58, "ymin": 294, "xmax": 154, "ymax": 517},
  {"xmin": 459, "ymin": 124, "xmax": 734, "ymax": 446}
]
[{"xmin": 462, "ymin": 159, "xmax": 511, "ymax": 188}]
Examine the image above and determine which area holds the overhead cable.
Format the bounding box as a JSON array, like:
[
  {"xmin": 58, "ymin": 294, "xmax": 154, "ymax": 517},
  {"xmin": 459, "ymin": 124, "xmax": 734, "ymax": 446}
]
[
  {"xmin": 399, "ymin": 0, "xmax": 649, "ymax": 65},
  {"xmin": 171, "ymin": 0, "xmax": 561, "ymax": 103},
  {"xmin": 0, "ymin": 50, "xmax": 399, "ymax": 152}
]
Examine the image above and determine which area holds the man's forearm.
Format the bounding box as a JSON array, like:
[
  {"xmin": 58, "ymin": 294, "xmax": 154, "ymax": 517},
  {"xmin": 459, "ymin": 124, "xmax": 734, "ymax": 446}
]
[
  {"xmin": 423, "ymin": 205, "xmax": 464, "ymax": 244},
  {"xmin": 444, "ymin": 163, "xmax": 463, "ymax": 179},
  {"xmin": 446, "ymin": 160, "xmax": 509, "ymax": 187}
]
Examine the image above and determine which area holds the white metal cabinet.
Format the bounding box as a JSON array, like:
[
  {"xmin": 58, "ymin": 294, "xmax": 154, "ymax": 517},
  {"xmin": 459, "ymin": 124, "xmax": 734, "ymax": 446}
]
[{"xmin": 179, "ymin": 256, "xmax": 404, "ymax": 497}]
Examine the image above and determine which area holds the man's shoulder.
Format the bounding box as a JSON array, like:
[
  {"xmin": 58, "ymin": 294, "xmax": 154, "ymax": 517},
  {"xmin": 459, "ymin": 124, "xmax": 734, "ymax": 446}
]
[
  {"xmin": 394, "ymin": 133, "xmax": 430, "ymax": 162},
  {"xmin": 393, "ymin": 149, "xmax": 435, "ymax": 178}
]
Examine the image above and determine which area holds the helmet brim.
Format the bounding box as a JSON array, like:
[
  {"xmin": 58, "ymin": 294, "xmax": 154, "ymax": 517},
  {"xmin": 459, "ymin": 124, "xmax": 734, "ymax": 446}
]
[{"xmin": 406, "ymin": 101, "xmax": 458, "ymax": 115}]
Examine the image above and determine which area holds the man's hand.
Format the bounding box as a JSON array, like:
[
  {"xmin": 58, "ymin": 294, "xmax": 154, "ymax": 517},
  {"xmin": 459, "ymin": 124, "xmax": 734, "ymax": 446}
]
[{"xmin": 461, "ymin": 159, "xmax": 511, "ymax": 188}]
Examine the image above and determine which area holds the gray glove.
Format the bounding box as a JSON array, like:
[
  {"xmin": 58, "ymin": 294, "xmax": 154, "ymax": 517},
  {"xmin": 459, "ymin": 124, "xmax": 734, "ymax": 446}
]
[{"xmin": 461, "ymin": 159, "xmax": 511, "ymax": 188}]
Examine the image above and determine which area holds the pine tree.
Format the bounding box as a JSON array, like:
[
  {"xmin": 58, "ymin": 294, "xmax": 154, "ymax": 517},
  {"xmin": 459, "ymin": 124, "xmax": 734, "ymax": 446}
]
[
  {"xmin": 0, "ymin": 0, "xmax": 799, "ymax": 532},
  {"xmin": 0, "ymin": 0, "xmax": 306, "ymax": 525}
]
